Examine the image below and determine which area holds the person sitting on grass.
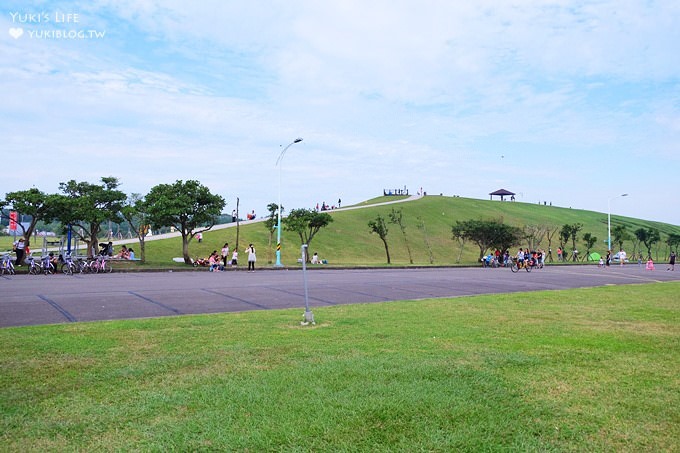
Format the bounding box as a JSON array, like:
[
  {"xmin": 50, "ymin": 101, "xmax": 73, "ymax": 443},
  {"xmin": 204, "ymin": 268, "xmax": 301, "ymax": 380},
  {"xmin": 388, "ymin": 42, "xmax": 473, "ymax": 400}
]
[
  {"xmin": 116, "ymin": 246, "xmax": 129, "ymax": 259},
  {"xmin": 208, "ymin": 251, "xmax": 223, "ymax": 272}
]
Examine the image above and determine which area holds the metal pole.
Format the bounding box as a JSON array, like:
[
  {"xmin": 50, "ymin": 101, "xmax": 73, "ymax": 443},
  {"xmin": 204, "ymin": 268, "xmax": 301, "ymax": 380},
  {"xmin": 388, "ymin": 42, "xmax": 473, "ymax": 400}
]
[
  {"xmin": 275, "ymin": 138, "xmax": 302, "ymax": 267},
  {"xmin": 607, "ymin": 198, "xmax": 612, "ymax": 253},
  {"xmin": 301, "ymin": 244, "xmax": 314, "ymax": 325}
]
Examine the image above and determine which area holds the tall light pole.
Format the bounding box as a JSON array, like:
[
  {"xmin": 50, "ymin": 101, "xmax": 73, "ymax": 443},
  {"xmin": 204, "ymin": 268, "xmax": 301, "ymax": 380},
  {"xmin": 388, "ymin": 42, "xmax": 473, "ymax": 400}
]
[
  {"xmin": 275, "ymin": 137, "xmax": 303, "ymax": 267},
  {"xmin": 608, "ymin": 193, "xmax": 628, "ymax": 252}
]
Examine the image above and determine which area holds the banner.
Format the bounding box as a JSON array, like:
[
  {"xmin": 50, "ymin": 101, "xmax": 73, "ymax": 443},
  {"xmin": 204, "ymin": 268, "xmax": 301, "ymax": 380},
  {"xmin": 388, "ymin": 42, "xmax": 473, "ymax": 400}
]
[{"xmin": 9, "ymin": 211, "xmax": 17, "ymax": 231}]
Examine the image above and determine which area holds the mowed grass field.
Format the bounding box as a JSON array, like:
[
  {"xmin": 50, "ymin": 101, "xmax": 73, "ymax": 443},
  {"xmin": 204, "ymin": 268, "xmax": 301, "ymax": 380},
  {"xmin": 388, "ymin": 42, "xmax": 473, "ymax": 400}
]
[{"xmin": 1, "ymin": 282, "xmax": 678, "ymax": 451}]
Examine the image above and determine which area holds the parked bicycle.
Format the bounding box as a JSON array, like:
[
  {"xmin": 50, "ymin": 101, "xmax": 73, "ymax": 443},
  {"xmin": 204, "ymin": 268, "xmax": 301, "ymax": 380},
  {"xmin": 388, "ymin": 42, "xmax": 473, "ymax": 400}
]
[
  {"xmin": 39, "ymin": 255, "xmax": 56, "ymax": 275},
  {"xmin": 1, "ymin": 253, "xmax": 15, "ymax": 275},
  {"xmin": 60, "ymin": 253, "xmax": 82, "ymax": 276},
  {"xmin": 25, "ymin": 256, "xmax": 41, "ymax": 275},
  {"xmin": 89, "ymin": 255, "xmax": 113, "ymax": 273}
]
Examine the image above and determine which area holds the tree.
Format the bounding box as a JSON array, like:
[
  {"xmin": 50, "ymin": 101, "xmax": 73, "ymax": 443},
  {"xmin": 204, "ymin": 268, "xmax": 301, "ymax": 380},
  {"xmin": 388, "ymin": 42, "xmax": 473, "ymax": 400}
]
[
  {"xmin": 368, "ymin": 214, "xmax": 390, "ymax": 264},
  {"xmin": 451, "ymin": 222, "xmax": 467, "ymax": 263},
  {"xmin": 57, "ymin": 177, "xmax": 127, "ymax": 257},
  {"xmin": 452, "ymin": 219, "xmax": 522, "ymax": 261},
  {"xmin": 416, "ymin": 216, "xmax": 434, "ymax": 264},
  {"xmin": 634, "ymin": 227, "xmax": 660, "ymax": 259},
  {"xmin": 582, "ymin": 232, "xmax": 597, "ymax": 261},
  {"xmin": 263, "ymin": 203, "xmax": 280, "ymax": 264},
  {"xmin": 523, "ymin": 224, "xmax": 548, "ymax": 251},
  {"xmin": 611, "ymin": 224, "xmax": 630, "ymax": 252},
  {"xmin": 666, "ymin": 233, "xmax": 680, "ymax": 255},
  {"xmin": 388, "ymin": 208, "xmax": 413, "ymax": 264},
  {"xmin": 545, "ymin": 225, "xmax": 559, "ymax": 262},
  {"xmin": 561, "ymin": 223, "xmax": 583, "ymax": 261},
  {"xmin": 558, "ymin": 225, "xmax": 570, "ymax": 258},
  {"xmin": 283, "ymin": 208, "xmax": 333, "ymax": 263},
  {"xmin": 120, "ymin": 194, "xmax": 148, "ymax": 263},
  {"xmin": 144, "ymin": 180, "xmax": 225, "ymax": 264},
  {"xmin": 2, "ymin": 188, "xmax": 62, "ymax": 247}
]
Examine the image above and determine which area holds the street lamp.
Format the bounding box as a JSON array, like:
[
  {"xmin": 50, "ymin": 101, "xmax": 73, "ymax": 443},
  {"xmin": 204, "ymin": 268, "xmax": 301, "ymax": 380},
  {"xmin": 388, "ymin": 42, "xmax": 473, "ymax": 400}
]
[
  {"xmin": 608, "ymin": 193, "xmax": 628, "ymax": 252},
  {"xmin": 275, "ymin": 137, "xmax": 303, "ymax": 266}
]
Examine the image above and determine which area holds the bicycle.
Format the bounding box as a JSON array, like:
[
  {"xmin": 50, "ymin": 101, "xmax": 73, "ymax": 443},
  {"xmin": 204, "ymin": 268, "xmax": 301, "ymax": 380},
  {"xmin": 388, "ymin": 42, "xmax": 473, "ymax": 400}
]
[
  {"xmin": 90, "ymin": 255, "xmax": 113, "ymax": 273},
  {"xmin": 25, "ymin": 256, "xmax": 41, "ymax": 275},
  {"xmin": 511, "ymin": 258, "xmax": 532, "ymax": 273},
  {"xmin": 60, "ymin": 253, "xmax": 81, "ymax": 275},
  {"xmin": 1, "ymin": 253, "xmax": 15, "ymax": 275},
  {"xmin": 39, "ymin": 255, "xmax": 56, "ymax": 275}
]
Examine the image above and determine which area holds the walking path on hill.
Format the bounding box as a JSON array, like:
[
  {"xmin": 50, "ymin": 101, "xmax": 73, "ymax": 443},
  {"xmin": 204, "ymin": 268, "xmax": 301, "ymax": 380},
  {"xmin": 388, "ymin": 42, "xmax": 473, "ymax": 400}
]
[{"xmin": 107, "ymin": 194, "xmax": 423, "ymax": 247}]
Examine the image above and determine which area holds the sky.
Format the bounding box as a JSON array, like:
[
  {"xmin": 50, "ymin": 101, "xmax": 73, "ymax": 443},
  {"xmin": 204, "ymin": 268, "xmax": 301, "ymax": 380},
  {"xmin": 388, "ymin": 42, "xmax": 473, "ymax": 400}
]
[{"xmin": 2, "ymin": 1, "xmax": 679, "ymax": 226}]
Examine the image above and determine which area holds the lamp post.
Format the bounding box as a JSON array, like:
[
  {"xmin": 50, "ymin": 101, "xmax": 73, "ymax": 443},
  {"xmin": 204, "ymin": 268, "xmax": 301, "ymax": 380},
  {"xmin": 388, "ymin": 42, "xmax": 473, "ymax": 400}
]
[
  {"xmin": 607, "ymin": 193, "xmax": 628, "ymax": 252},
  {"xmin": 275, "ymin": 137, "xmax": 303, "ymax": 267}
]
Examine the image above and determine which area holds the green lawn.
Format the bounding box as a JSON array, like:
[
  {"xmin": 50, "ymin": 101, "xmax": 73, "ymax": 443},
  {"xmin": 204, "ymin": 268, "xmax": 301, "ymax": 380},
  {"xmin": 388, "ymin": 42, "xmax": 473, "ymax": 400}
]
[{"xmin": 2, "ymin": 282, "xmax": 678, "ymax": 451}]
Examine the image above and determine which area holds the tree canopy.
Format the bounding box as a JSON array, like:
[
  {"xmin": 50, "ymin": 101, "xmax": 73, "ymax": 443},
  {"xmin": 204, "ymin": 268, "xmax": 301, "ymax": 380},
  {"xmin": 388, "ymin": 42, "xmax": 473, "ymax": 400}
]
[
  {"xmin": 2, "ymin": 188, "xmax": 62, "ymax": 246},
  {"xmin": 57, "ymin": 177, "xmax": 127, "ymax": 257},
  {"xmin": 452, "ymin": 219, "xmax": 522, "ymax": 260},
  {"xmin": 284, "ymin": 208, "xmax": 333, "ymax": 262},
  {"xmin": 144, "ymin": 180, "xmax": 225, "ymax": 264}
]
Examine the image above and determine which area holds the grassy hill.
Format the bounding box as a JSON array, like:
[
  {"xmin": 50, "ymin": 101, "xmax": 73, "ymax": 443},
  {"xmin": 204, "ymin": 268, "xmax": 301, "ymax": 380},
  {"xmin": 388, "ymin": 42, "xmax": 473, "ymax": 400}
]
[{"xmin": 141, "ymin": 196, "xmax": 680, "ymax": 266}]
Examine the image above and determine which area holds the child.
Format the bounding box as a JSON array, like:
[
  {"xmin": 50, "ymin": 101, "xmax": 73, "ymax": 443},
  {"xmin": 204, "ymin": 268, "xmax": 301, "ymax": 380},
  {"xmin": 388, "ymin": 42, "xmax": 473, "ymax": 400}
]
[
  {"xmin": 646, "ymin": 258, "xmax": 655, "ymax": 271},
  {"xmin": 598, "ymin": 257, "xmax": 605, "ymax": 268},
  {"xmin": 231, "ymin": 249, "xmax": 238, "ymax": 266}
]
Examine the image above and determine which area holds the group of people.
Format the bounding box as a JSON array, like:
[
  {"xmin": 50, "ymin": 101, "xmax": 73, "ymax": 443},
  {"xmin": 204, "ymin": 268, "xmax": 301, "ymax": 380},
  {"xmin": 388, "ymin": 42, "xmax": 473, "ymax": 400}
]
[
  {"xmin": 99, "ymin": 242, "xmax": 135, "ymax": 260},
  {"xmin": 197, "ymin": 242, "xmax": 257, "ymax": 272},
  {"xmin": 10, "ymin": 238, "xmax": 138, "ymax": 266},
  {"xmin": 604, "ymin": 250, "xmax": 676, "ymax": 271},
  {"xmin": 481, "ymin": 248, "xmax": 546, "ymax": 268},
  {"xmin": 316, "ymin": 200, "xmax": 341, "ymax": 211}
]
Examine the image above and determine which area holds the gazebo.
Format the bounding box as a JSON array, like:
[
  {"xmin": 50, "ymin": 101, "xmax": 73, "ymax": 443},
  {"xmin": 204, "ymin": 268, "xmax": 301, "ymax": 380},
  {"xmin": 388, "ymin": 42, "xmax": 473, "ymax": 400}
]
[{"xmin": 489, "ymin": 189, "xmax": 515, "ymax": 201}]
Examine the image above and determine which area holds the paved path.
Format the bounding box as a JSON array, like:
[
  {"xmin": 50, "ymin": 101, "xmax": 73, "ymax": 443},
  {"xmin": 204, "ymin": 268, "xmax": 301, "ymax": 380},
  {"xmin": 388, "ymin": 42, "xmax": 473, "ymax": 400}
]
[
  {"xmin": 1, "ymin": 264, "xmax": 678, "ymax": 328},
  {"xmin": 102, "ymin": 195, "xmax": 423, "ymax": 247}
]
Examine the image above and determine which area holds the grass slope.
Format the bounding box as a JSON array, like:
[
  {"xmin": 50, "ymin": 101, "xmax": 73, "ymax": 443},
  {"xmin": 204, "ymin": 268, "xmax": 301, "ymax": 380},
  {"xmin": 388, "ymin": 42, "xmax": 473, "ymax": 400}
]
[
  {"xmin": 144, "ymin": 196, "xmax": 680, "ymax": 266},
  {"xmin": 3, "ymin": 196, "xmax": 678, "ymax": 266},
  {"xmin": 1, "ymin": 282, "xmax": 678, "ymax": 451}
]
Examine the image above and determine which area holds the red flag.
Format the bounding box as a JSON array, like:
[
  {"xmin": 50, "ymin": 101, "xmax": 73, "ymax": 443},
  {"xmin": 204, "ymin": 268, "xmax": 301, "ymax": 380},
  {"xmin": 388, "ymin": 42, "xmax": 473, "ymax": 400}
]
[{"xmin": 9, "ymin": 211, "xmax": 17, "ymax": 231}]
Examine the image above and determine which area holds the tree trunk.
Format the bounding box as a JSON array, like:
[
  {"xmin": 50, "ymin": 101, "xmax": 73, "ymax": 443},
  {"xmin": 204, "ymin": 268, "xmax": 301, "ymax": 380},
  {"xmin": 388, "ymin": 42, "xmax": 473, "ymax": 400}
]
[
  {"xmin": 182, "ymin": 232, "xmax": 191, "ymax": 264},
  {"xmin": 138, "ymin": 235, "xmax": 146, "ymax": 264},
  {"xmin": 402, "ymin": 232, "xmax": 413, "ymax": 264},
  {"xmin": 456, "ymin": 239, "xmax": 465, "ymax": 264},
  {"xmin": 382, "ymin": 239, "xmax": 391, "ymax": 264}
]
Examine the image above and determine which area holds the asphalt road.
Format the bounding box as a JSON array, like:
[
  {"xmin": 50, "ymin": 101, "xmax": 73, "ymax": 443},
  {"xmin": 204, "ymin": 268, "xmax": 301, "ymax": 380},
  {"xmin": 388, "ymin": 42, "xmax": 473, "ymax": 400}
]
[{"xmin": 1, "ymin": 264, "xmax": 679, "ymax": 328}]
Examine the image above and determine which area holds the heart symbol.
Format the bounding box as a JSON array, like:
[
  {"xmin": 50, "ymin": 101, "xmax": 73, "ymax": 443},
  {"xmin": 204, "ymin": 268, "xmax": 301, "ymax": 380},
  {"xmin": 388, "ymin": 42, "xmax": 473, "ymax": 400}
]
[{"xmin": 9, "ymin": 27, "xmax": 24, "ymax": 39}]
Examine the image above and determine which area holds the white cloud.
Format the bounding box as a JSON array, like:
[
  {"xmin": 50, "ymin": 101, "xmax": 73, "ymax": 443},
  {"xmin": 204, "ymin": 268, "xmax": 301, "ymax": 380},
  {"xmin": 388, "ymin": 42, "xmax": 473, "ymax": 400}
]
[{"xmin": 1, "ymin": 1, "xmax": 679, "ymax": 225}]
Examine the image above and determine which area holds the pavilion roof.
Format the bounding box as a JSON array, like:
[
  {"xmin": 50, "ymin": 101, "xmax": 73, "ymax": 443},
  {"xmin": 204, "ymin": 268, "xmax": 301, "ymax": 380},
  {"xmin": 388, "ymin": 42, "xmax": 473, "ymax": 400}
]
[{"xmin": 489, "ymin": 189, "xmax": 515, "ymax": 196}]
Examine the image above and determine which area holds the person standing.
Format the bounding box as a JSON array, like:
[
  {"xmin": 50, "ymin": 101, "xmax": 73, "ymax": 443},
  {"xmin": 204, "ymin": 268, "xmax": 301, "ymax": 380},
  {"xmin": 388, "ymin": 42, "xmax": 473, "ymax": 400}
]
[
  {"xmin": 619, "ymin": 248, "xmax": 626, "ymax": 266},
  {"xmin": 246, "ymin": 244, "xmax": 257, "ymax": 272},
  {"xmin": 13, "ymin": 238, "xmax": 26, "ymax": 266},
  {"xmin": 606, "ymin": 250, "xmax": 612, "ymax": 267},
  {"xmin": 221, "ymin": 243, "xmax": 230, "ymax": 267},
  {"xmin": 668, "ymin": 251, "xmax": 676, "ymax": 271}
]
